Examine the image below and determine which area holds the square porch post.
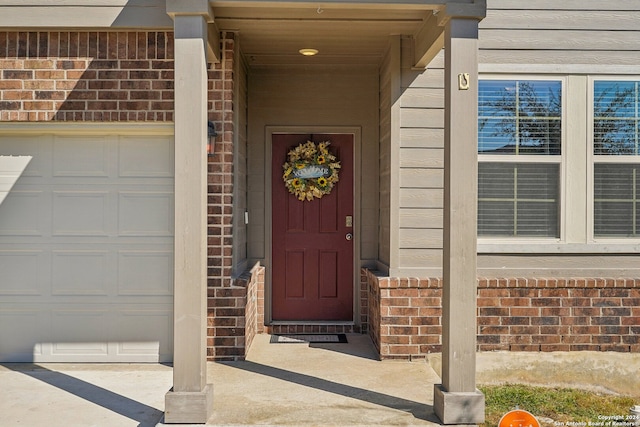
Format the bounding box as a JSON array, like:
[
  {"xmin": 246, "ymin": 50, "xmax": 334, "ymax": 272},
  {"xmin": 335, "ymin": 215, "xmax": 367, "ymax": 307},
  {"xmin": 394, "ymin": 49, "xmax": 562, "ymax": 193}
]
[
  {"xmin": 164, "ymin": 0, "xmax": 215, "ymax": 423},
  {"xmin": 434, "ymin": 10, "xmax": 486, "ymax": 426}
]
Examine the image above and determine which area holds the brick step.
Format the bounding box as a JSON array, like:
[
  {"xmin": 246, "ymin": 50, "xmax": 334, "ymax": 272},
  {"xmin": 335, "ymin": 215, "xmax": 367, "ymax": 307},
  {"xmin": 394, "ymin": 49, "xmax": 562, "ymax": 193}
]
[{"xmin": 265, "ymin": 322, "xmax": 360, "ymax": 335}]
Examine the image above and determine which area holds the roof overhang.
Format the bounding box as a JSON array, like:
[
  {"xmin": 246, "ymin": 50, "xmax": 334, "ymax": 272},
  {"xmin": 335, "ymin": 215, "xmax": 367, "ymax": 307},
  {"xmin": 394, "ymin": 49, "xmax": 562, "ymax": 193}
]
[
  {"xmin": 0, "ymin": 0, "xmax": 485, "ymax": 68},
  {"xmin": 211, "ymin": 1, "xmax": 485, "ymax": 67},
  {"xmin": 211, "ymin": 1, "xmax": 438, "ymax": 67}
]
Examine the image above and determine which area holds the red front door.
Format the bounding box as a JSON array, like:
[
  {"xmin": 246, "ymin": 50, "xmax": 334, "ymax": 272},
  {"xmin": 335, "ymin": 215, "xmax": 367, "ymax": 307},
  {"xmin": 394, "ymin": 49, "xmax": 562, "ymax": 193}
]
[{"xmin": 271, "ymin": 133, "xmax": 354, "ymax": 321}]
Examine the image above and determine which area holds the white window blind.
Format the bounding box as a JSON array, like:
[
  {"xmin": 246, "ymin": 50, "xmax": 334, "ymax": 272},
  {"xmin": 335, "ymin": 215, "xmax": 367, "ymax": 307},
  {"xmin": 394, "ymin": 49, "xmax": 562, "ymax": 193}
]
[
  {"xmin": 479, "ymin": 163, "xmax": 559, "ymax": 237},
  {"xmin": 594, "ymin": 164, "xmax": 640, "ymax": 237}
]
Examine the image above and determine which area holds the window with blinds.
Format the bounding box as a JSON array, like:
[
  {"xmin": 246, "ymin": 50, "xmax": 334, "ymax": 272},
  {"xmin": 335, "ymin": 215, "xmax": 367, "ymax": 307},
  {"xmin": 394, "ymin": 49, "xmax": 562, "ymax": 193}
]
[
  {"xmin": 478, "ymin": 79, "xmax": 562, "ymax": 238},
  {"xmin": 593, "ymin": 80, "xmax": 640, "ymax": 237}
]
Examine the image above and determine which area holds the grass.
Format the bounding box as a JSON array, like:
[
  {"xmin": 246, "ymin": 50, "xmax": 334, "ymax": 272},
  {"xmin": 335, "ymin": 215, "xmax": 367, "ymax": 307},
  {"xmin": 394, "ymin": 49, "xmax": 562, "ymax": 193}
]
[{"xmin": 480, "ymin": 384, "xmax": 637, "ymax": 427}]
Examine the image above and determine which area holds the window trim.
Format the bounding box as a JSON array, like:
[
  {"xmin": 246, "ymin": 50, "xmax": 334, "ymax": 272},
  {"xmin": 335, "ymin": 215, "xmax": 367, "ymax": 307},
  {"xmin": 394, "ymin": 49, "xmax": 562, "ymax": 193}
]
[
  {"xmin": 478, "ymin": 75, "xmax": 567, "ymax": 246},
  {"xmin": 587, "ymin": 75, "xmax": 640, "ymax": 244}
]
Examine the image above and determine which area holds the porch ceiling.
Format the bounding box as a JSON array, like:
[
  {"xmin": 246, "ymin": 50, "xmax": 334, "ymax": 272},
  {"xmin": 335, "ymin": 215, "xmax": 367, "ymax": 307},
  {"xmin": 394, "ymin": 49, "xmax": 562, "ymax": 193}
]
[{"xmin": 211, "ymin": 3, "xmax": 436, "ymax": 66}]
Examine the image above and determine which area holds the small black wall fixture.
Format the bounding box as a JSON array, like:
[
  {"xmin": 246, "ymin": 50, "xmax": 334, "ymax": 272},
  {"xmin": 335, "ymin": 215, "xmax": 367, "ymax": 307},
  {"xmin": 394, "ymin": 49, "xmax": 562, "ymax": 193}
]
[{"xmin": 207, "ymin": 121, "xmax": 217, "ymax": 156}]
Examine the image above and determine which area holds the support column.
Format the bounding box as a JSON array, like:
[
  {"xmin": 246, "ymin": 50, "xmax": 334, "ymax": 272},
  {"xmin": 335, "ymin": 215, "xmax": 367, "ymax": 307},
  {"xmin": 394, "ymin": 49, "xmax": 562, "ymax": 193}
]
[
  {"xmin": 164, "ymin": 0, "xmax": 214, "ymax": 423},
  {"xmin": 434, "ymin": 13, "xmax": 485, "ymax": 426}
]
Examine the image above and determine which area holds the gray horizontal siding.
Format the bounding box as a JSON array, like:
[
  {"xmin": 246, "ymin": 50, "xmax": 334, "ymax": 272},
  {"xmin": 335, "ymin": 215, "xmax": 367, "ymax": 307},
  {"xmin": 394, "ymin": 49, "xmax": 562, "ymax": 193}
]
[
  {"xmin": 481, "ymin": 0, "xmax": 640, "ymax": 66},
  {"xmin": 394, "ymin": 39, "xmax": 444, "ymax": 272},
  {"xmin": 483, "ymin": 10, "xmax": 640, "ymax": 31},
  {"xmin": 0, "ymin": 0, "xmax": 173, "ymax": 28},
  {"xmin": 487, "ymin": 0, "xmax": 640, "ymax": 11},
  {"xmin": 393, "ymin": 1, "xmax": 640, "ymax": 276},
  {"xmin": 478, "ymin": 254, "xmax": 640, "ymax": 278}
]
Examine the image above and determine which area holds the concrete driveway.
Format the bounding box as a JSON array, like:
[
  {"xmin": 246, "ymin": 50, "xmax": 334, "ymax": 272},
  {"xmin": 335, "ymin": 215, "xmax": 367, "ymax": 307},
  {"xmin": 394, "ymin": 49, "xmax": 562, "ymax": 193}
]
[{"xmin": 1, "ymin": 333, "xmax": 638, "ymax": 426}]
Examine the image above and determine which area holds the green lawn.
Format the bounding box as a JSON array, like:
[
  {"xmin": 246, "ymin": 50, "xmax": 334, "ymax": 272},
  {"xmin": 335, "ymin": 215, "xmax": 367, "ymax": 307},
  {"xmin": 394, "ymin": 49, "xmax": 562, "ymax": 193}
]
[{"xmin": 480, "ymin": 384, "xmax": 637, "ymax": 427}]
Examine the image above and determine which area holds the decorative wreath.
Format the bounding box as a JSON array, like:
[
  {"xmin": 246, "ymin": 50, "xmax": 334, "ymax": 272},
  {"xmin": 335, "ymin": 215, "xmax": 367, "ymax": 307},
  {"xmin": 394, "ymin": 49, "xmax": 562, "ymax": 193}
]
[{"xmin": 282, "ymin": 140, "xmax": 341, "ymax": 201}]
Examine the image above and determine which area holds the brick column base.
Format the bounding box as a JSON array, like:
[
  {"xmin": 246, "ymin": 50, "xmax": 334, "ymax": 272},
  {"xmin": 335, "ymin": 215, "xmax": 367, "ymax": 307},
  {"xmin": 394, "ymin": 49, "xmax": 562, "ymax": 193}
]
[
  {"xmin": 208, "ymin": 264, "xmax": 264, "ymax": 361},
  {"xmin": 365, "ymin": 269, "xmax": 442, "ymax": 360}
]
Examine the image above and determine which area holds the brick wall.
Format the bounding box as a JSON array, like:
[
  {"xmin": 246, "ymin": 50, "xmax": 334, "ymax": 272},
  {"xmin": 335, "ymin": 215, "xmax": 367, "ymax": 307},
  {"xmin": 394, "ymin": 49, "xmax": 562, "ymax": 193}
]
[
  {"xmin": 477, "ymin": 278, "xmax": 640, "ymax": 352},
  {"xmin": 208, "ymin": 264, "xmax": 264, "ymax": 361},
  {"xmin": 206, "ymin": 34, "xmax": 240, "ymax": 360},
  {"xmin": 208, "ymin": 285, "xmax": 247, "ymax": 361},
  {"xmin": 245, "ymin": 265, "xmax": 266, "ymax": 350},
  {"xmin": 365, "ymin": 269, "xmax": 640, "ymax": 359},
  {"xmin": 206, "ymin": 34, "xmax": 236, "ymax": 290},
  {"xmin": 366, "ymin": 270, "xmax": 442, "ymax": 360},
  {"xmin": 359, "ymin": 269, "xmax": 370, "ymax": 333},
  {"xmin": 0, "ymin": 31, "xmax": 174, "ymax": 121}
]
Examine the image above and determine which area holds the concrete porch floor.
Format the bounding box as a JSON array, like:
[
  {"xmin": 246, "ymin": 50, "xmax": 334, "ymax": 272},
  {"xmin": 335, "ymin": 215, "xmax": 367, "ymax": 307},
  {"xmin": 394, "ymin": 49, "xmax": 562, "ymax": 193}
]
[
  {"xmin": 204, "ymin": 333, "xmax": 442, "ymax": 426},
  {"xmin": 1, "ymin": 333, "xmax": 638, "ymax": 427}
]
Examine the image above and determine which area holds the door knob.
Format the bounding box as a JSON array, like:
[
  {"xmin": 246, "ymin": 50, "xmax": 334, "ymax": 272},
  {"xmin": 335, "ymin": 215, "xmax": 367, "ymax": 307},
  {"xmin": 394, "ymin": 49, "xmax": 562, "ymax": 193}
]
[{"xmin": 345, "ymin": 233, "xmax": 353, "ymax": 241}]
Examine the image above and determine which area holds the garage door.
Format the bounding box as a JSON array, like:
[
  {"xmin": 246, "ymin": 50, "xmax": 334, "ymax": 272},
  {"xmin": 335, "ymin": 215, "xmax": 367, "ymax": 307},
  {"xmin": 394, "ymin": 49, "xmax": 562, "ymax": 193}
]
[{"xmin": 0, "ymin": 128, "xmax": 174, "ymax": 362}]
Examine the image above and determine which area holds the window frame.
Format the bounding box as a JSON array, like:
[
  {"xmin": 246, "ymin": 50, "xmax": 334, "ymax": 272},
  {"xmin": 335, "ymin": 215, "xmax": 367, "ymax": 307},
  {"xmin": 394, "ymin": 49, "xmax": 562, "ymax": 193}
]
[
  {"xmin": 477, "ymin": 75, "xmax": 567, "ymax": 246},
  {"xmin": 588, "ymin": 75, "xmax": 640, "ymax": 243}
]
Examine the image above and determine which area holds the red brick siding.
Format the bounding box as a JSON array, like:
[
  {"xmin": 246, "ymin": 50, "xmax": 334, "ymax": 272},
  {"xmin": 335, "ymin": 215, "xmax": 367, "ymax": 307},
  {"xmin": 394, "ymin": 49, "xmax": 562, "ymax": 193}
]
[
  {"xmin": 360, "ymin": 269, "xmax": 369, "ymax": 333},
  {"xmin": 367, "ymin": 270, "xmax": 382, "ymax": 352},
  {"xmin": 206, "ymin": 35, "xmax": 239, "ymax": 360},
  {"xmin": 477, "ymin": 279, "xmax": 640, "ymax": 353},
  {"xmin": 365, "ymin": 269, "xmax": 640, "ymax": 359},
  {"xmin": 0, "ymin": 31, "xmax": 174, "ymax": 121},
  {"xmin": 366, "ymin": 270, "xmax": 442, "ymax": 359},
  {"xmin": 206, "ymin": 35, "xmax": 236, "ymax": 290},
  {"xmin": 208, "ymin": 286, "xmax": 247, "ymax": 361},
  {"xmin": 208, "ymin": 264, "xmax": 264, "ymax": 361},
  {"xmin": 243, "ymin": 265, "xmax": 265, "ymax": 357}
]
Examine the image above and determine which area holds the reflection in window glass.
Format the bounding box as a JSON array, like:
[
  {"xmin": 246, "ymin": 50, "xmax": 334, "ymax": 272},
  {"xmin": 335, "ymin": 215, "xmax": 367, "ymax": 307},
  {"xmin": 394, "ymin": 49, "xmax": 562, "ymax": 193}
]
[
  {"xmin": 479, "ymin": 80, "xmax": 562, "ymax": 155},
  {"xmin": 594, "ymin": 81, "xmax": 639, "ymax": 155}
]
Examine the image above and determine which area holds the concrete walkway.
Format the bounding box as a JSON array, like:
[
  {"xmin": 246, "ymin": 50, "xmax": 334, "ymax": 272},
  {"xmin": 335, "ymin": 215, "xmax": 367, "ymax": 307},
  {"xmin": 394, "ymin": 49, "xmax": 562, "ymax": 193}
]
[{"xmin": 1, "ymin": 333, "xmax": 638, "ymax": 427}]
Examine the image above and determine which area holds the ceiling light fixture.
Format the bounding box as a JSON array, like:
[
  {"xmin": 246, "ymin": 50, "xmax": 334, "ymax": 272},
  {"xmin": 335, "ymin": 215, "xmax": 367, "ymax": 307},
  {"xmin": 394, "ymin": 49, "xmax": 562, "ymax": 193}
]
[{"xmin": 299, "ymin": 48, "xmax": 319, "ymax": 56}]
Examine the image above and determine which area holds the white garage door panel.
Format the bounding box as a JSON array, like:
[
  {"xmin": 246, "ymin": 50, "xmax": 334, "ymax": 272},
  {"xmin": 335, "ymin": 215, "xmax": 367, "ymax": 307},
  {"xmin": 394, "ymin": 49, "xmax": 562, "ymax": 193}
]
[
  {"xmin": 50, "ymin": 309, "xmax": 110, "ymax": 356},
  {"xmin": 119, "ymin": 136, "xmax": 173, "ymax": 178},
  {"xmin": 0, "ymin": 130, "xmax": 174, "ymax": 363},
  {"xmin": 0, "ymin": 191, "xmax": 43, "ymax": 236},
  {"xmin": 118, "ymin": 251, "xmax": 173, "ymax": 296},
  {"xmin": 115, "ymin": 308, "xmax": 173, "ymax": 361},
  {"xmin": 52, "ymin": 251, "xmax": 110, "ymax": 296},
  {"xmin": 118, "ymin": 192, "xmax": 173, "ymax": 236},
  {"xmin": 53, "ymin": 136, "xmax": 109, "ymax": 177},
  {"xmin": 0, "ymin": 156, "xmax": 33, "ymax": 206},
  {"xmin": 53, "ymin": 191, "xmax": 110, "ymax": 236},
  {"xmin": 0, "ymin": 308, "xmax": 46, "ymax": 361},
  {"xmin": 0, "ymin": 303, "xmax": 173, "ymax": 363},
  {"xmin": 0, "ymin": 250, "xmax": 43, "ymax": 296}
]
